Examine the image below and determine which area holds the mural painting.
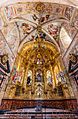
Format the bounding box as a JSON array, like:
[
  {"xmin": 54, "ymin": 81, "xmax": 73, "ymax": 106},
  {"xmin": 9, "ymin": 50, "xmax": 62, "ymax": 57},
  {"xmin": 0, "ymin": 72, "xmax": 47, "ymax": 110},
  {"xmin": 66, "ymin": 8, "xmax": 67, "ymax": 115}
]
[
  {"xmin": 0, "ymin": 54, "xmax": 10, "ymax": 86},
  {"xmin": 68, "ymin": 53, "xmax": 78, "ymax": 85}
]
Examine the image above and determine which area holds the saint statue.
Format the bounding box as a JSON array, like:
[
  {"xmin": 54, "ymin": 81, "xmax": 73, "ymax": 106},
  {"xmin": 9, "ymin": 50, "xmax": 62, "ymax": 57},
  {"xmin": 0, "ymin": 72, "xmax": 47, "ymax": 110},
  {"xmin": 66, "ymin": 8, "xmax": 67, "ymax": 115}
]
[
  {"xmin": 27, "ymin": 76, "xmax": 31, "ymax": 85},
  {"xmin": 36, "ymin": 73, "xmax": 42, "ymax": 82}
]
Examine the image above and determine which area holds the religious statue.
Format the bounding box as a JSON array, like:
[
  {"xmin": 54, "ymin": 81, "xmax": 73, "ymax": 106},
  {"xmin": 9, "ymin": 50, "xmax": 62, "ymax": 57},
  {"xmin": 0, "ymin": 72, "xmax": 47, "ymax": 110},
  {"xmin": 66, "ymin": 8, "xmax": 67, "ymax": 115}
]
[
  {"xmin": 36, "ymin": 73, "xmax": 42, "ymax": 82},
  {"xmin": 48, "ymin": 76, "xmax": 52, "ymax": 85},
  {"xmin": 57, "ymin": 71, "xmax": 66, "ymax": 84},
  {"xmin": 27, "ymin": 76, "xmax": 31, "ymax": 85}
]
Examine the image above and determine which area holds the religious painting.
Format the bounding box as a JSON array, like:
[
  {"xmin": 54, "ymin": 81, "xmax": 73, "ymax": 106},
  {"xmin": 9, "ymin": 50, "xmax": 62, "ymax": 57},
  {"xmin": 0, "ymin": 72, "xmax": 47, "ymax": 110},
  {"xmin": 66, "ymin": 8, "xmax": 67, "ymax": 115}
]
[
  {"xmin": 47, "ymin": 70, "xmax": 52, "ymax": 85},
  {"xmin": 64, "ymin": 6, "xmax": 74, "ymax": 20},
  {"xmin": 10, "ymin": 64, "xmax": 23, "ymax": 84},
  {"xmin": 0, "ymin": 54, "xmax": 10, "ymax": 73},
  {"xmin": 48, "ymin": 24, "xmax": 59, "ymax": 36},
  {"xmin": 0, "ymin": 54, "xmax": 10, "ymax": 86},
  {"xmin": 21, "ymin": 23, "xmax": 32, "ymax": 35},
  {"xmin": 47, "ymin": 23, "xmax": 59, "ymax": 42},
  {"xmin": 36, "ymin": 70, "xmax": 43, "ymax": 82},
  {"xmin": 57, "ymin": 71, "xmax": 66, "ymax": 84},
  {"xmin": 54, "ymin": 5, "xmax": 64, "ymax": 16},
  {"xmin": 68, "ymin": 53, "xmax": 78, "ymax": 85},
  {"xmin": 16, "ymin": 21, "xmax": 34, "ymax": 42},
  {"xmin": 27, "ymin": 70, "xmax": 32, "ymax": 85},
  {"xmin": 11, "ymin": 66, "xmax": 17, "ymax": 82}
]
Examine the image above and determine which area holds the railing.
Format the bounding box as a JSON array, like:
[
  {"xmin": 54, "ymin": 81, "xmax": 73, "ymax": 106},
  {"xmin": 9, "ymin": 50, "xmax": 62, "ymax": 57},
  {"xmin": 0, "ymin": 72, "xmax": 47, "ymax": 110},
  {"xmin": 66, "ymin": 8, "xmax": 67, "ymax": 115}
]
[{"xmin": 0, "ymin": 98, "xmax": 77, "ymax": 110}]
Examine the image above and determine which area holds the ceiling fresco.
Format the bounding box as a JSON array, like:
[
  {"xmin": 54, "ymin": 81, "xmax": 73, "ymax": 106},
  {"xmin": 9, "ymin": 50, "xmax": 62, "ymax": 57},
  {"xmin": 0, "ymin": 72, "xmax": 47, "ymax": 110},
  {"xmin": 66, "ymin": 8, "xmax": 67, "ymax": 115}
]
[
  {"xmin": 0, "ymin": 0, "xmax": 78, "ymax": 8},
  {"xmin": 0, "ymin": 1, "xmax": 78, "ymax": 70}
]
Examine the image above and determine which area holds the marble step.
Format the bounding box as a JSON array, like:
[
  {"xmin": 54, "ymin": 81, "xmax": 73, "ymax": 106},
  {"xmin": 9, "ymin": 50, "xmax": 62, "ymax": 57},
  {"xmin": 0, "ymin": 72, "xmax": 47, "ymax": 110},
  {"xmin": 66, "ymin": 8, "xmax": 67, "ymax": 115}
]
[{"xmin": 0, "ymin": 112, "xmax": 78, "ymax": 119}]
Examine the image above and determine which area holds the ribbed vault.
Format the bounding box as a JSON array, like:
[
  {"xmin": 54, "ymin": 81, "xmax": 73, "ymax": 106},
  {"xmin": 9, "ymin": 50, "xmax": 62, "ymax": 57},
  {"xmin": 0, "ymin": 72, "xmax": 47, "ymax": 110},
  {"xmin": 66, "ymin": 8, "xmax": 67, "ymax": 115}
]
[{"xmin": 0, "ymin": 1, "xmax": 78, "ymax": 71}]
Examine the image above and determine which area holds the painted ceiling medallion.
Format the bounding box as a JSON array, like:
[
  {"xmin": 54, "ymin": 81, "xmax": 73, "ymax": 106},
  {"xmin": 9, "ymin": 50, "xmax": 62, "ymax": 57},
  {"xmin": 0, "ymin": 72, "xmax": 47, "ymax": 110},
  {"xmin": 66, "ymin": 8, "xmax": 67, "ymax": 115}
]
[
  {"xmin": 1, "ymin": 54, "xmax": 8, "ymax": 64},
  {"xmin": 35, "ymin": 2, "xmax": 45, "ymax": 12}
]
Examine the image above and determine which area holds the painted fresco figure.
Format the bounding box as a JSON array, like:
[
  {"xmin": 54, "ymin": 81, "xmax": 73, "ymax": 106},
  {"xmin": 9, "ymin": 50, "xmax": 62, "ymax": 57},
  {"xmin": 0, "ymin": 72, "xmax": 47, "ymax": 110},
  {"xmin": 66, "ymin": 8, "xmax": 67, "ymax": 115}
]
[
  {"xmin": 48, "ymin": 24, "xmax": 58, "ymax": 37},
  {"xmin": 0, "ymin": 55, "xmax": 10, "ymax": 85},
  {"xmin": 21, "ymin": 23, "xmax": 31, "ymax": 35},
  {"xmin": 68, "ymin": 54, "xmax": 78, "ymax": 85}
]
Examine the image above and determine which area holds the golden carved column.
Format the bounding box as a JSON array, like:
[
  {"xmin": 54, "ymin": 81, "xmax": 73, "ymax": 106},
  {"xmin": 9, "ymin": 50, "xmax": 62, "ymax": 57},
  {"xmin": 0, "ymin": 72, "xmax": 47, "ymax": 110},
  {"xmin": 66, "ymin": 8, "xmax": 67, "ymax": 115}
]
[
  {"xmin": 52, "ymin": 66, "xmax": 56, "ymax": 88},
  {"xmin": 24, "ymin": 65, "xmax": 29, "ymax": 91},
  {"xmin": 31, "ymin": 67, "xmax": 35, "ymax": 94},
  {"xmin": 44, "ymin": 68, "xmax": 47, "ymax": 93},
  {"xmin": 22, "ymin": 66, "xmax": 27, "ymax": 89},
  {"xmin": 17, "ymin": 55, "xmax": 21, "ymax": 71},
  {"xmin": 50, "ymin": 65, "xmax": 55, "ymax": 89}
]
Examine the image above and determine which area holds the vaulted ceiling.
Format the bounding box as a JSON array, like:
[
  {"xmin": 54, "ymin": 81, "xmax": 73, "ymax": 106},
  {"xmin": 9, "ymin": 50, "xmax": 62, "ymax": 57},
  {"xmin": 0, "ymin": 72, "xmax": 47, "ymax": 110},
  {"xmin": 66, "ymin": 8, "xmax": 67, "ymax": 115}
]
[
  {"xmin": 0, "ymin": 0, "xmax": 78, "ymax": 70},
  {"xmin": 0, "ymin": 0, "xmax": 78, "ymax": 8}
]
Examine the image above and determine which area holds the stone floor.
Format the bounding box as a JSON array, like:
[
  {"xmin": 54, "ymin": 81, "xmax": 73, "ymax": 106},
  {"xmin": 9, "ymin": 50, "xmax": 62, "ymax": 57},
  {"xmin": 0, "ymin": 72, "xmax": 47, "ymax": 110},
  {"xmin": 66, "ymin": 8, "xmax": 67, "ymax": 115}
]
[{"xmin": 0, "ymin": 108, "xmax": 78, "ymax": 119}]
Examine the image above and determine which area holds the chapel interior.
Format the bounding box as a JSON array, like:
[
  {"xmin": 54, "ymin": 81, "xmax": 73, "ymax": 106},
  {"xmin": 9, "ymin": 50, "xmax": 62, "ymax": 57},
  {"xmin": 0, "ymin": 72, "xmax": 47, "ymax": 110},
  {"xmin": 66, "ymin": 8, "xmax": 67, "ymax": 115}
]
[{"xmin": 0, "ymin": 0, "xmax": 78, "ymax": 118}]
